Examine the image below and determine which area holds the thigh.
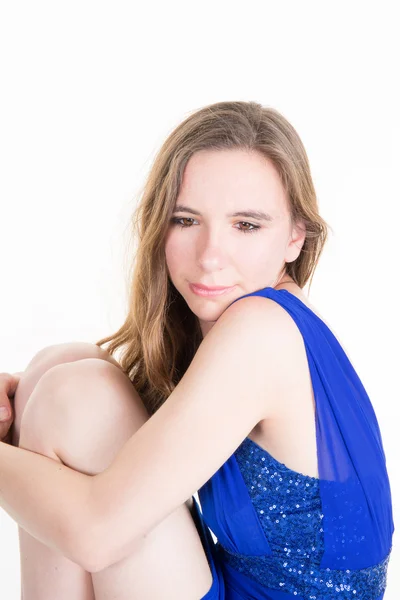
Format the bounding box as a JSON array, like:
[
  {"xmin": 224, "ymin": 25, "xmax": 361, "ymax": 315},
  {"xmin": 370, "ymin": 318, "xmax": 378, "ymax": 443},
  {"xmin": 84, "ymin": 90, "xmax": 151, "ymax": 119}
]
[
  {"xmin": 20, "ymin": 359, "xmax": 214, "ymax": 600},
  {"xmin": 17, "ymin": 528, "xmax": 95, "ymax": 600}
]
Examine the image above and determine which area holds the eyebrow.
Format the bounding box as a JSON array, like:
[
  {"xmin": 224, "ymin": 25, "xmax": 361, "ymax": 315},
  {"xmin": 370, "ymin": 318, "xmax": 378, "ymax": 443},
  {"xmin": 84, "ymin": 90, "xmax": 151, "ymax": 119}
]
[{"xmin": 172, "ymin": 204, "xmax": 274, "ymax": 223}]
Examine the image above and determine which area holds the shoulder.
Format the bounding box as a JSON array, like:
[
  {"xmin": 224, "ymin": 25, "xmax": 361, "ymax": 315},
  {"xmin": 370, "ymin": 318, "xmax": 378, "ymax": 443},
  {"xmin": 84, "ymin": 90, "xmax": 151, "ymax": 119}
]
[
  {"xmin": 187, "ymin": 294, "xmax": 304, "ymax": 422},
  {"xmin": 217, "ymin": 294, "xmax": 306, "ymax": 388},
  {"xmin": 197, "ymin": 293, "xmax": 304, "ymax": 390},
  {"xmin": 216, "ymin": 293, "xmax": 301, "ymax": 347}
]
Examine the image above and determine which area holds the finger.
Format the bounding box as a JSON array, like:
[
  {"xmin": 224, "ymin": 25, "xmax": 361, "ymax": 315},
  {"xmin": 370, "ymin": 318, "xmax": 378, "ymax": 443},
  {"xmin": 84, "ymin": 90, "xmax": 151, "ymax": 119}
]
[
  {"xmin": 0, "ymin": 422, "xmax": 12, "ymax": 443},
  {"xmin": 0, "ymin": 403, "xmax": 12, "ymax": 421},
  {"xmin": 6, "ymin": 373, "xmax": 21, "ymax": 397},
  {"xmin": 3, "ymin": 430, "xmax": 12, "ymax": 445}
]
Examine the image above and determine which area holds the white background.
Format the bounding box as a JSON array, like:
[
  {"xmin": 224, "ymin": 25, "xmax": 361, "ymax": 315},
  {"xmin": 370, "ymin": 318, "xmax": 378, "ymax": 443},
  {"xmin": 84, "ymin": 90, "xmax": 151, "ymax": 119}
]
[{"xmin": 0, "ymin": 1, "xmax": 398, "ymax": 597}]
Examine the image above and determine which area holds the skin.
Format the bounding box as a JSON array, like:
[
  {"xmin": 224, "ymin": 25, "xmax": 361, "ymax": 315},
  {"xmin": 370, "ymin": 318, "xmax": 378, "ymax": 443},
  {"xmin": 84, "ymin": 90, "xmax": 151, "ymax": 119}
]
[
  {"xmin": 0, "ymin": 148, "xmax": 322, "ymax": 599},
  {"xmin": 165, "ymin": 148, "xmax": 306, "ymax": 338},
  {"xmin": 12, "ymin": 353, "xmax": 214, "ymax": 600},
  {"xmin": 164, "ymin": 148, "xmax": 320, "ymax": 477}
]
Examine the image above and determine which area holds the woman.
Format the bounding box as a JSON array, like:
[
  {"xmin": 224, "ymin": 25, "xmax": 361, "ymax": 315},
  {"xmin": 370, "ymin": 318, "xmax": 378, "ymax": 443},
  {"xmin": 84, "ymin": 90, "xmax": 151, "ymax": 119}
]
[{"xmin": 0, "ymin": 101, "xmax": 393, "ymax": 599}]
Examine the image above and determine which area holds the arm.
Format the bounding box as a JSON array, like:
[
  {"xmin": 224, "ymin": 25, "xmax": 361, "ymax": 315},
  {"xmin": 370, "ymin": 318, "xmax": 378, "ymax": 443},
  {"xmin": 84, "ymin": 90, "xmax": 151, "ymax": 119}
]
[
  {"xmin": 89, "ymin": 296, "xmax": 295, "ymax": 571},
  {"xmin": 0, "ymin": 297, "xmax": 295, "ymax": 572},
  {"xmin": 0, "ymin": 440, "xmax": 93, "ymax": 569}
]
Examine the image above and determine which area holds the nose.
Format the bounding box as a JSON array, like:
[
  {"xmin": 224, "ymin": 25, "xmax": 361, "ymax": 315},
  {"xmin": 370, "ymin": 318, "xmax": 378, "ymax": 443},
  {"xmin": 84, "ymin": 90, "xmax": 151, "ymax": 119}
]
[{"xmin": 195, "ymin": 227, "xmax": 230, "ymax": 272}]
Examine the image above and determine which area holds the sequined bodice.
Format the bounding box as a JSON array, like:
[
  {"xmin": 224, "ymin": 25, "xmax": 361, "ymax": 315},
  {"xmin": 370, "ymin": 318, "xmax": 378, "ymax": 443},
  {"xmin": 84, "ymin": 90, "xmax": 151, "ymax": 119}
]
[
  {"xmin": 235, "ymin": 437, "xmax": 324, "ymax": 560},
  {"xmin": 214, "ymin": 437, "xmax": 389, "ymax": 599}
]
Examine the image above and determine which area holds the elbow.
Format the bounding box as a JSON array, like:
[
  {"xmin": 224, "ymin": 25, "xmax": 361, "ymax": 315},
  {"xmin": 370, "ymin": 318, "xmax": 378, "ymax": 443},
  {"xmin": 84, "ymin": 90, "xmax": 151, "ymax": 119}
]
[
  {"xmin": 81, "ymin": 554, "xmax": 107, "ymax": 575},
  {"xmin": 82, "ymin": 529, "xmax": 138, "ymax": 574},
  {"xmin": 71, "ymin": 511, "xmax": 123, "ymax": 574},
  {"xmin": 61, "ymin": 508, "xmax": 110, "ymax": 574},
  {"xmin": 76, "ymin": 544, "xmax": 103, "ymax": 574},
  {"xmin": 76, "ymin": 523, "xmax": 142, "ymax": 574},
  {"xmin": 79, "ymin": 541, "xmax": 123, "ymax": 574},
  {"xmin": 83, "ymin": 540, "xmax": 113, "ymax": 574},
  {"xmin": 72, "ymin": 481, "xmax": 141, "ymax": 573},
  {"xmin": 71, "ymin": 521, "xmax": 111, "ymax": 574},
  {"xmin": 71, "ymin": 532, "xmax": 107, "ymax": 574}
]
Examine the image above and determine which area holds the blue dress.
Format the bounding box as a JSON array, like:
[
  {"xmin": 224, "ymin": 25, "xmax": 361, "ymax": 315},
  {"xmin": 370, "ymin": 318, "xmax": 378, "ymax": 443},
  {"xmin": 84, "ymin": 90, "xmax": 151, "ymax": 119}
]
[{"xmin": 190, "ymin": 286, "xmax": 394, "ymax": 600}]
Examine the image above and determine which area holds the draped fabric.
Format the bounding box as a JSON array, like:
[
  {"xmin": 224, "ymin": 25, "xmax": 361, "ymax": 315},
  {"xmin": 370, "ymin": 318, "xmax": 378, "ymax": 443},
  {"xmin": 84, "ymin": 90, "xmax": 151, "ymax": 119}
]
[{"xmin": 191, "ymin": 286, "xmax": 393, "ymax": 599}]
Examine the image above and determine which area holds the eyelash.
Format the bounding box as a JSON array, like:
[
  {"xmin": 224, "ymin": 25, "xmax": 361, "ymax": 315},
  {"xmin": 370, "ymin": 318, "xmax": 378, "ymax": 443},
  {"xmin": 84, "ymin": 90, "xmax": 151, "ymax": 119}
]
[{"xmin": 170, "ymin": 217, "xmax": 261, "ymax": 234}]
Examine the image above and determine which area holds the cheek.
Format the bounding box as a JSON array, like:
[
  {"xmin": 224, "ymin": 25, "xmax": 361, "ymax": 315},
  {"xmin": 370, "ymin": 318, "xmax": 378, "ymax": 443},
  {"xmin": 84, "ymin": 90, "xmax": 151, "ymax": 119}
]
[
  {"xmin": 165, "ymin": 233, "xmax": 188, "ymax": 271},
  {"xmin": 236, "ymin": 243, "xmax": 270, "ymax": 267},
  {"xmin": 236, "ymin": 237, "xmax": 282, "ymax": 272}
]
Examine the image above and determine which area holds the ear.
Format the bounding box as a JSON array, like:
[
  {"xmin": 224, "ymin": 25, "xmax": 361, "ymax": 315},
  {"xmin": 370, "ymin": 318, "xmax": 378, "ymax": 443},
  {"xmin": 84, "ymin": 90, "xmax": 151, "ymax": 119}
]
[{"xmin": 286, "ymin": 218, "xmax": 306, "ymax": 263}]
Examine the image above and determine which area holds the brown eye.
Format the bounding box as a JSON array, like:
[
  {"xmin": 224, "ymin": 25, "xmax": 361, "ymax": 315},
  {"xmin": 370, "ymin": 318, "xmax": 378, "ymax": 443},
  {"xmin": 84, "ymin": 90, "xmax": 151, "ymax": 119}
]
[
  {"xmin": 171, "ymin": 217, "xmax": 195, "ymax": 228},
  {"xmin": 171, "ymin": 217, "xmax": 260, "ymax": 234},
  {"xmin": 236, "ymin": 221, "xmax": 260, "ymax": 234}
]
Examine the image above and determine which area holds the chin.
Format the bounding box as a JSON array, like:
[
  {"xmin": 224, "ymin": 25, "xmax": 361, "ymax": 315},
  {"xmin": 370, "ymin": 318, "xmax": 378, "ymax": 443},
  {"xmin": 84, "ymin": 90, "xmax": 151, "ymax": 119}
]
[{"xmin": 189, "ymin": 298, "xmax": 231, "ymax": 321}]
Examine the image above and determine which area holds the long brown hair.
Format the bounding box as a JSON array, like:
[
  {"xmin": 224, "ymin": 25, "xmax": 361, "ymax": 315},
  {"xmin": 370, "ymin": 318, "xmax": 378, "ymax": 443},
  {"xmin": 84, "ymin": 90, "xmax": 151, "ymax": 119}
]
[{"xmin": 96, "ymin": 101, "xmax": 331, "ymax": 415}]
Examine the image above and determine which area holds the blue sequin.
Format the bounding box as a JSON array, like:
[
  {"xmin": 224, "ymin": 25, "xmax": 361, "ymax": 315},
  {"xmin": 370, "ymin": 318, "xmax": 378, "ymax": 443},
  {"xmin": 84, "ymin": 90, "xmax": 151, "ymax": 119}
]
[{"xmin": 216, "ymin": 437, "xmax": 390, "ymax": 599}]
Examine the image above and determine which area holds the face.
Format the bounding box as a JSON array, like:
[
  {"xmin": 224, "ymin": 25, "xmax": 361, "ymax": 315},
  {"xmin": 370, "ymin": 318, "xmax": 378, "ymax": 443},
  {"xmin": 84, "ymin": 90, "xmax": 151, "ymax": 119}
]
[{"xmin": 164, "ymin": 149, "xmax": 305, "ymax": 338}]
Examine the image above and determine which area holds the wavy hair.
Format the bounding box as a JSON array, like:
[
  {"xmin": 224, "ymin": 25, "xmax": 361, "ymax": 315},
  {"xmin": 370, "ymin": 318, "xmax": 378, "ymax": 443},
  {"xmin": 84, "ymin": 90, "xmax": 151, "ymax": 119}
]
[{"xmin": 96, "ymin": 101, "xmax": 331, "ymax": 415}]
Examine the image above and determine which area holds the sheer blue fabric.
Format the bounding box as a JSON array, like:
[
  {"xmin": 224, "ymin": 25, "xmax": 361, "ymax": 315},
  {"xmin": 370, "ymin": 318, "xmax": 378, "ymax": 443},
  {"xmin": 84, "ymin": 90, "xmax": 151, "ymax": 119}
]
[{"xmin": 191, "ymin": 286, "xmax": 393, "ymax": 599}]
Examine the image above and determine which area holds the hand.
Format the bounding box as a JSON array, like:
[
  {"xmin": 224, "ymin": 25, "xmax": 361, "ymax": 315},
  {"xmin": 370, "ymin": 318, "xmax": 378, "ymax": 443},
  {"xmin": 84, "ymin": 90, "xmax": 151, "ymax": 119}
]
[{"xmin": 0, "ymin": 372, "xmax": 21, "ymax": 444}]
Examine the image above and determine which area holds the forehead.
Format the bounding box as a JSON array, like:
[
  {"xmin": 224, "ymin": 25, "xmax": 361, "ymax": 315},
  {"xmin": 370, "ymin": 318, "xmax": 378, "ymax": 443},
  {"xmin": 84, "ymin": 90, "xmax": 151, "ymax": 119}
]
[{"xmin": 177, "ymin": 149, "xmax": 288, "ymax": 214}]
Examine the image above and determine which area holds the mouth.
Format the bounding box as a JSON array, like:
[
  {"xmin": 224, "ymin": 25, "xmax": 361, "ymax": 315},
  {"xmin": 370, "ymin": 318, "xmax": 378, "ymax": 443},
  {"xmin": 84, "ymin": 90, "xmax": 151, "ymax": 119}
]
[{"xmin": 189, "ymin": 283, "xmax": 237, "ymax": 297}]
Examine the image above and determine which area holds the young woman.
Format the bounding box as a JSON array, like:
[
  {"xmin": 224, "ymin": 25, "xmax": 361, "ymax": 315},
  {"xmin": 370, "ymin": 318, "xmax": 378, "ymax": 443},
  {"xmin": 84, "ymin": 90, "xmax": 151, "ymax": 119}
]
[{"xmin": 0, "ymin": 101, "xmax": 394, "ymax": 599}]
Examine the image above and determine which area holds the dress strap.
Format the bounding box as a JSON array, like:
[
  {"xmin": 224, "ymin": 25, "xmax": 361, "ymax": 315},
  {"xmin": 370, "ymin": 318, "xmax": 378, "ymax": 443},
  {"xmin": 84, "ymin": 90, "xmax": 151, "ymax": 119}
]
[{"xmin": 227, "ymin": 286, "xmax": 394, "ymax": 570}]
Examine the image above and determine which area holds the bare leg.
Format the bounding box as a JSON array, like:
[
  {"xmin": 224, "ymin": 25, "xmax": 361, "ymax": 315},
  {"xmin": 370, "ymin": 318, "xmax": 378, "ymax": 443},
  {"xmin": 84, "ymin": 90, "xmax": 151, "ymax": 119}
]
[
  {"xmin": 16, "ymin": 356, "xmax": 214, "ymax": 599},
  {"xmin": 12, "ymin": 343, "xmax": 121, "ymax": 600},
  {"xmin": 12, "ymin": 342, "xmax": 123, "ymax": 447}
]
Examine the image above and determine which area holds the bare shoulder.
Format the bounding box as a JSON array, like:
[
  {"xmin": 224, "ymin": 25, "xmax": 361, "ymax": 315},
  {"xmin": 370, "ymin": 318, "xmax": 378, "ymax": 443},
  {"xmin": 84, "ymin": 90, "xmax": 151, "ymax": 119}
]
[
  {"xmin": 185, "ymin": 295, "xmax": 299, "ymax": 413},
  {"xmin": 218, "ymin": 293, "xmax": 302, "ymax": 345},
  {"xmin": 213, "ymin": 293, "xmax": 308, "ymax": 415},
  {"xmin": 204, "ymin": 295, "xmax": 304, "ymax": 379}
]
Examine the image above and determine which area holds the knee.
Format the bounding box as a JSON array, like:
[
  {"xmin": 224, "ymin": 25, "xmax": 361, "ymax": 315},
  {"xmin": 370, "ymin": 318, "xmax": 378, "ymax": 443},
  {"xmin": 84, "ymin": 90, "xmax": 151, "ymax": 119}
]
[
  {"xmin": 38, "ymin": 358, "xmax": 148, "ymax": 422},
  {"xmin": 13, "ymin": 343, "xmax": 123, "ymax": 445},
  {"xmin": 19, "ymin": 359, "xmax": 150, "ymax": 474},
  {"xmin": 26, "ymin": 341, "xmax": 122, "ymax": 373}
]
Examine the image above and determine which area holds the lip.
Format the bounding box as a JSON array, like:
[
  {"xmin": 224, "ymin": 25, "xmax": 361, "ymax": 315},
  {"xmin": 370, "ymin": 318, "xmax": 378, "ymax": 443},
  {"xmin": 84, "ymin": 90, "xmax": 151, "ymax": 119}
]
[{"xmin": 190, "ymin": 283, "xmax": 236, "ymax": 297}]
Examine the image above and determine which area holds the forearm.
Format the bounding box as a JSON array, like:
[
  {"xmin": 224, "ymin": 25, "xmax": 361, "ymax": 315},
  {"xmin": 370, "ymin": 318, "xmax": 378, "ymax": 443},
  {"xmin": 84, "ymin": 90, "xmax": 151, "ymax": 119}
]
[{"xmin": 0, "ymin": 441, "xmax": 94, "ymax": 569}]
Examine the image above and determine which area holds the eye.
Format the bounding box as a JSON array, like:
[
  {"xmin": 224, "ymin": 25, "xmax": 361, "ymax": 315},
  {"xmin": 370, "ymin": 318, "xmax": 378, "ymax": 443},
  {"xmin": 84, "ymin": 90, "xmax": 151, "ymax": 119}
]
[
  {"xmin": 236, "ymin": 221, "xmax": 260, "ymax": 234},
  {"xmin": 170, "ymin": 217, "xmax": 196, "ymax": 229},
  {"xmin": 170, "ymin": 217, "xmax": 260, "ymax": 234}
]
